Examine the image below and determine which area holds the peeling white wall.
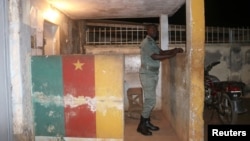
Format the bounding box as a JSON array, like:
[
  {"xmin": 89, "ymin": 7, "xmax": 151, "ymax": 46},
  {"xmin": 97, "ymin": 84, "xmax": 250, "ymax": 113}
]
[
  {"xmin": 9, "ymin": 0, "xmax": 75, "ymax": 140},
  {"xmin": 205, "ymin": 44, "xmax": 250, "ymax": 91},
  {"xmin": 9, "ymin": 0, "xmax": 34, "ymax": 140}
]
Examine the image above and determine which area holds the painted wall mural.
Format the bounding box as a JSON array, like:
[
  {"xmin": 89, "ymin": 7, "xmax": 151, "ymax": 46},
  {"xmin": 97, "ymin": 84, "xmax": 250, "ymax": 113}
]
[{"xmin": 31, "ymin": 55, "xmax": 124, "ymax": 140}]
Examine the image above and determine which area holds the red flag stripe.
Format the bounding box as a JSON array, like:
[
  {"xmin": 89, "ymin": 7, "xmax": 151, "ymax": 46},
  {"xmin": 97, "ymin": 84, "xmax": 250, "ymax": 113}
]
[{"xmin": 62, "ymin": 55, "xmax": 96, "ymax": 137}]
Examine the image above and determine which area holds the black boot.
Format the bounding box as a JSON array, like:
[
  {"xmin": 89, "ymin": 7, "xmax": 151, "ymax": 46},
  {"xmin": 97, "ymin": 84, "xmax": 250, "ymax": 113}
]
[
  {"xmin": 145, "ymin": 118, "xmax": 160, "ymax": 131},
  {"xmin": 137, "ymin": 116, "xmax": 152, "ymax": 136}
]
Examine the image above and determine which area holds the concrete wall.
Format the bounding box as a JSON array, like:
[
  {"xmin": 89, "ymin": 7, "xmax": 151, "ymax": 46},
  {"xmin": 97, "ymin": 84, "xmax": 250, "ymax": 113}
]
[
  {"xmin": 86, "ymin": 44, "xmax": 250, "ymax": 113},
  {"xmin": 162, "ymin": 54, "xmax": 189, "ymax": 141},
  {"xmin": 30, "ymin": 0, "xmax": 78, "ymax": 55},
  {"xmin": 9, "ymin": 0, "xmax": 76, "ymax": 140},
  {"xmin": 85, "ymin": 46, "xmax": 163, "ymax": 111},
  {"xmin": 86, "ymin": 43, "xmax": 250, "ymax": 141},
  {"xmin": 9, "ymin": 0, "xmax": 33, "ymax": 140},
  {"xmin": 205, "ymin": 44, "xmax": 250, "ymax": 92},
  {"xmin": 161, "ymin": 44, "xmax": 250, "ymax": 141}
]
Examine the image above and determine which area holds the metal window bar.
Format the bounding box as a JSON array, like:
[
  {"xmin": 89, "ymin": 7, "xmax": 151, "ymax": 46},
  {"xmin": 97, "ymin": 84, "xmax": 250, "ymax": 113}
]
[
  {"xmin": 98, "ymin": 28, "xmax": 101, "ymax": 45},
  {"xmin": 93, "ymin": 27, "xmax": 95, "ymax": 44},
  {"xmin": 238, "ymin": 28, "xmax": 240, "ymax": 42},
  {"xmin": 86, "ymin": 28, "xmax": 89, "ymax": 44},
  {"xmin": 236, "ymin": 28, "xmax": 240, "ymax": 42},
  {"xmin": 243, "ymin": 27, "xmax": 245, "ymax": 42},
  {"xmin": 247, "ymin": 27, "xmax": 249, "ymax": 42},
  {"xmin": 125, "ymin": 27, "xmax": 127, "ymax": 44},
  {"xmin": 137, "ymin": 26, "xmax": 139, "ymax": 44},
  {"xmin": 85, "ymin": 23, "xmax": 250, "ymax": 45},
  {"xmin": 104, "ymin": 27, "xmax": 106, "ymax": 45},
  {"xmin": 109, "ymin": 27, "xmax": 112, "ymax": 44},
  {"xmin": 132, "ymin": 28, "xmax": 135, "ymax": 44},
  {"xmin": 115, "ymin": 27, "xmax": 116, "ymax": 43},
  {"xmin": 175, "ymin": 25, "xmax": 177, "ymax": 44}
]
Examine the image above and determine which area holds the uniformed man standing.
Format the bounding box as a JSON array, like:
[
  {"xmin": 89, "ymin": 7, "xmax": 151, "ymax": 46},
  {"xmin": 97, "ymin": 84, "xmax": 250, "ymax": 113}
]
[{"xmin": 137, "ymin": 24, "xmax": 183, "ymax": 136}]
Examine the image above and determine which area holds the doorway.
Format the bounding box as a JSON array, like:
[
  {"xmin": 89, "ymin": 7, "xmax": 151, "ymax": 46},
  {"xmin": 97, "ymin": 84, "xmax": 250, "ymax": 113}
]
[{"xmin": 44, "ymin": 20, "xmax": 60, "ymax": 55}]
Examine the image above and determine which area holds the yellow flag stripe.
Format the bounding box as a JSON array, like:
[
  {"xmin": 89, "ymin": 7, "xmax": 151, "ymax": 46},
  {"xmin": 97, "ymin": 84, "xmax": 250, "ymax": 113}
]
[{"xmin": 95, "ymin": 55, "xmax": 124, "ymax": 139}]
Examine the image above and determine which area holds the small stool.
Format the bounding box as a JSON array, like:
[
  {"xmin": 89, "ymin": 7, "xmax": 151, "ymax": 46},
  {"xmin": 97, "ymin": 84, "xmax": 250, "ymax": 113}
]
[{"xmin": 127, "ymin": 87, "xmax": 143, "ymax": 117}]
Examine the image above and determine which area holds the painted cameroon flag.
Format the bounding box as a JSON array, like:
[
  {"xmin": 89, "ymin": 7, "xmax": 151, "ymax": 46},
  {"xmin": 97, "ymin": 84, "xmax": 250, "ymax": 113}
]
[{"xmin": 31, "ymin": 55, "xmax": 124, "ymax": 139}]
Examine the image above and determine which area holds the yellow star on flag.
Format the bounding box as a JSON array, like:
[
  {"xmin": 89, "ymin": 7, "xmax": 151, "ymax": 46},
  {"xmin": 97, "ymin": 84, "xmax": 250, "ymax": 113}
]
[{"xmin": 73, "ymin": 60, "xmax": 84, "ymax": 70}]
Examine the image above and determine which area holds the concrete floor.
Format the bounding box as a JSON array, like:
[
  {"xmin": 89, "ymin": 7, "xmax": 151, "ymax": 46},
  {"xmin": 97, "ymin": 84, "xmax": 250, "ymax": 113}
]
[
  {"xmin": 125, "ymin": 96, "xmax": 250, "ymax": 141},
  {"xmin": 124, "ymin": 111, "xmax": 180, "ymax": 141}
]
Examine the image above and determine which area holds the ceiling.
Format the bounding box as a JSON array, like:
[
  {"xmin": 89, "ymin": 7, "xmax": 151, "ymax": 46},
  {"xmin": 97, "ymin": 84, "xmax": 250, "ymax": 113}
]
[{"xmin": 47, "ymin": 0, "xmax": 186, "ymax": 20}]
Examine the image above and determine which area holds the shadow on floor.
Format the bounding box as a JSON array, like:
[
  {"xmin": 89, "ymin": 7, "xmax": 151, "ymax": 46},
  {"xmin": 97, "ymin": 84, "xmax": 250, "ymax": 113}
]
[{"xmin": 124, "ymin": 111, "xmax": 180, "ymax": 141}]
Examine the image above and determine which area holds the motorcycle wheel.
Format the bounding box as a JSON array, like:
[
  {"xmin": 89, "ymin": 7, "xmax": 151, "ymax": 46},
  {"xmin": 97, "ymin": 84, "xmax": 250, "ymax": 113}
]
[{"xmin": 218, "ymin": 93, "xmax": 237, "ymax": 124}]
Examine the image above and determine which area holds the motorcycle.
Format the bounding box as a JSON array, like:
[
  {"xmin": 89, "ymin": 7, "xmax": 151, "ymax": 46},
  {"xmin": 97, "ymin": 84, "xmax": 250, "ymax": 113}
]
[{"xmin": 204, "ymin": 61, "xmax": 247, "ymax": 124}]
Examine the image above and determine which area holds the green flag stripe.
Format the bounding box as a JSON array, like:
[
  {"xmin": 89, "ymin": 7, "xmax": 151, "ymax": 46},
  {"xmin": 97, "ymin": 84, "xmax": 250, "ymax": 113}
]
[{"xmin": 31, "ymin": 56, "xmax": 65, "ymax": 136}]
